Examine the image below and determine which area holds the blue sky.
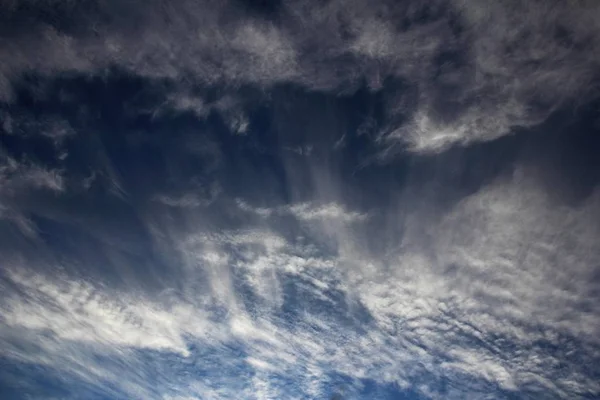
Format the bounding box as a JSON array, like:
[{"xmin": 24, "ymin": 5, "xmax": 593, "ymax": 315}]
[{"xmin": 1, "ymin": 1, "xmax": 600, "ymax": 399}]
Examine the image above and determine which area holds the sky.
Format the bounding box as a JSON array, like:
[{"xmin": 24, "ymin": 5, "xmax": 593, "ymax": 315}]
[{"xmin": 1, "ymin": 0, "xmax": 600, "ymax": 399}]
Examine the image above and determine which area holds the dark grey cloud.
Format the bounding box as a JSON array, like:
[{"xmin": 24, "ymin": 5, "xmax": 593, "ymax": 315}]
[{"xmin": 1, "ymin": 0, "xmax": 599, "ymax": 151}]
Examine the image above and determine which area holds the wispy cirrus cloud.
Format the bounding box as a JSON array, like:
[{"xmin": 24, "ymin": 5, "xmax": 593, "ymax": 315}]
[
  {"xmin": 2, "ymin": 166, "xmax": 599, "ymax": 399},
  {"xmin": 1, "ymin": 0, "xmax": 599, "ymax": 151},
  {"xmin": 0, "ymin": 1, "xmax": 599, "ymax": 399},
  {"xmin": 236, "ymin": 199, "xmax": 369, "ymax": 223}
]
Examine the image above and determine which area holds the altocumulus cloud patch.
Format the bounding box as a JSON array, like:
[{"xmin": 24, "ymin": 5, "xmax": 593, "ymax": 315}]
[{"xmin": 1, "ymin": 0, "xmax": 600, "ymax": 399}]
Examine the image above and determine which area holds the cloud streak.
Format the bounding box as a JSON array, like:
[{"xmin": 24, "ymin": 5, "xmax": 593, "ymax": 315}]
[{"xmin": 237, "ymin": 199, "xmax": 369, "ymax": 223}]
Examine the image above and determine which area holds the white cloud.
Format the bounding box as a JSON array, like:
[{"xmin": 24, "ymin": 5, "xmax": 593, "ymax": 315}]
[
  {"xmin": 153, "ymin": 193, "xmax": 212, "ymax": 208},
  {"xmin": 288, "ymin": 202, "xmax": 368, "ymax": 222},
  {"xmin": 237, "ymin": 199, "xmax": 369, "ymax": 223},
  {"xmin": 0, "ymin": 3, "xmax": 599, "ymax": 396},
  {"xmin": 0, "ymin": 154, "xmax": 67, "ymax": 236},
  {"xmin": 0, "ymin": 268, "xmax": 235, "ymax": 360},
  {"xmin": 2, "ymin": 162, "xmax": 600, "ymax": 399},
  {"xmin": 0, "ymin": 155, "xmax": 65, "ymax": 194}
]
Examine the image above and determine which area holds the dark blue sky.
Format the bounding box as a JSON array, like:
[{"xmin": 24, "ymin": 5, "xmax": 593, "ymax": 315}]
[{"xmin": 1, "ymin": 1, "xmax": 600, "ymax": 399}]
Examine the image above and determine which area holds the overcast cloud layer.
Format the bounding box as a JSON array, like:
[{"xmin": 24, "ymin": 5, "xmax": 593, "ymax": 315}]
[{"xmin": 1, "ymin": 1, "xmax": 600, "ymax": 399}]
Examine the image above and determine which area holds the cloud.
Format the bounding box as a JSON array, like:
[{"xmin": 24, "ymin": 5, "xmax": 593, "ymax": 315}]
[
  {"xmin": 2, "ymin": 166, "xmax": 599, "ymax": 399},
  {"xmin": 0, "ymin": 0, "xmax": 599, "ymax": 151},
  {"xmin": 153, "ymin": 193, "xmax": 211, "ymax": 208},
  {"xmin": 0, "ymin": 1, "xmax": 599, "ymax": 399},
  {"xmin": 237, "ymin": 199, "xmax": 369, "ymax": 223},
  {"xmin": 288, "ymin": 202, "xmax": 369, "ymax": 222},
  {"xmin": 0, "ymin": 152, "xmax": 67, "ymax": 236},
  {"xmin": 350, "ymin": 169, "xmax": 600, "ymax": 397},
  {"xmin": 153, "ymin": 182, "xmax": 221, "ymax": 208},
  {"xmin": 1, "ymin": 269, "xmax": 214, "ymax": 357},
  {"xmin": 0, "ymin": 155, "xmax": 65, "ymax": 194}
]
